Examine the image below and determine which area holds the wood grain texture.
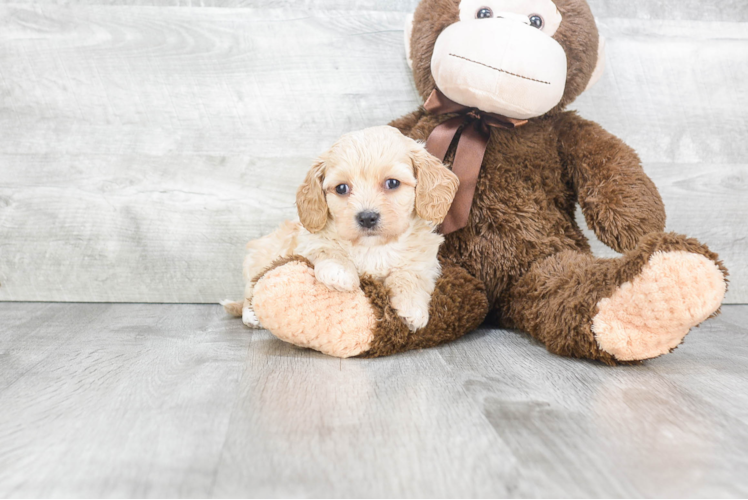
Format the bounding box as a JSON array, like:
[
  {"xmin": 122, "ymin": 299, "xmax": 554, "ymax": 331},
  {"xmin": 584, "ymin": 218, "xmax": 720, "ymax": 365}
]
[
  {"xmin": 0, "ymin": 303, "xmax": 253, "ymax": 497},
  {"xmin": 0, "ymin": 303, "xmax": 747, "ymax": 497},
  {"xmin": 0, "ymin": 2, "xmax": 746, "ymax": 303},
  {"xmin": 6, "ymin": 0, "xmax": 746, "ymax": 20}
]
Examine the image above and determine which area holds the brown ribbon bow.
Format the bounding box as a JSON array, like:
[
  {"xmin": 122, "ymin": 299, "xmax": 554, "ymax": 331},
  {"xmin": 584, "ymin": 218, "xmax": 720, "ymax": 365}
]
[{"xmin": 423, "ymin": 88, "xmax": 528, "ymax": 235}]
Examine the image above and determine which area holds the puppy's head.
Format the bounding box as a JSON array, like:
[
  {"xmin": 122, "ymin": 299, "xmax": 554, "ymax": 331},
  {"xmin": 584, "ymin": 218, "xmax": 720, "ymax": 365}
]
[{"xmin": 296, "ymin": 126, "xmax": 459, "ymax": 242}]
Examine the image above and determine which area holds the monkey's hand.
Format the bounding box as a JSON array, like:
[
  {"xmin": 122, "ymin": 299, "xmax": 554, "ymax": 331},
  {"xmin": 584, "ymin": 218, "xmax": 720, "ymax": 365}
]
[{"xmin": 555, "ymin": 112, "xmax": 667, "ymax": 253}]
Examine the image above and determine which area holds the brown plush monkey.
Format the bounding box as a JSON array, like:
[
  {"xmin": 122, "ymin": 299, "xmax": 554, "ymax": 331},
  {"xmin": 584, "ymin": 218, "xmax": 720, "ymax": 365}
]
[{"xmin": 250, "ymin": 0, "xmax": 728, "ymax": 364}]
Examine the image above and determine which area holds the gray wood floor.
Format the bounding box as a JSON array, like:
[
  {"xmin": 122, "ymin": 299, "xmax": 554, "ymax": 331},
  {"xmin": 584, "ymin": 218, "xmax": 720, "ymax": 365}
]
[{"xmin": 1, "ymin": 303, "xmax": 747, "ymax": 498}]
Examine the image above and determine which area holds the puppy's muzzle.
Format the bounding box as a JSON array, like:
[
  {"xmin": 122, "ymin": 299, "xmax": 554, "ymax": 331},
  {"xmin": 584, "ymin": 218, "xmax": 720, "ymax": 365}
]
[{"xmin": 356, "ymin": 211, "xmax": 380, "ymax": 229}]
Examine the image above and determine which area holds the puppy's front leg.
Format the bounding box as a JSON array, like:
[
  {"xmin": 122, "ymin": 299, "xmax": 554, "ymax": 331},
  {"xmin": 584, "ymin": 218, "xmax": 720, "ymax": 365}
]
[
  {"xmin": 314, "ymin": 258, "xmax": 360, "ymax": 292},
  {"xmin": 386, "ymin": 271, "xmax": 434, "ymax": 332}
]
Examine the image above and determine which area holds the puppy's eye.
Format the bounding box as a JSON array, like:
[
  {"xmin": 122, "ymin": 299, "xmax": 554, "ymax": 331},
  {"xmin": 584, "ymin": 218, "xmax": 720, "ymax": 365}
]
[
  {"xmin": 385, "ymin": 179, "xmax": 401, "ymax": 190},
  {"xmin": 335, "ymin": 184, "xmax": 350, "ymax": 195},
  {"xmin": 476, "ymin": 7, "xmax": 493, "ymax": 19},
  {"xmin": 529, "ymin": 14, "xmax": 544, "ymax": 29}
]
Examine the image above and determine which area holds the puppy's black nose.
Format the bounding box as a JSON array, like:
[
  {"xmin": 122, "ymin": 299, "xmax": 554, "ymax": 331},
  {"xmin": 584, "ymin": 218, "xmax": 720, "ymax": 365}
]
[{"xmin": 357, "ymin": 211, "xmax": 380, "ymax": 229}]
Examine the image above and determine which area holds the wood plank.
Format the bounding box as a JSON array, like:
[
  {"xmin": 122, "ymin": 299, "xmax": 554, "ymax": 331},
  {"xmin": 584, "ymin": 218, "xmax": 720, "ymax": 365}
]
[
  {"xmin": 0, "ymin": 154, "xmax": 302, "ymax": 302},
  {"xmin": 0, "ymin": 303, "xmax": 252, "ymax": 498},
  {"xmin": 438, "ymin": 309, "xmax": 748, "ymax": 498},
  {"xmin": 0, "ymin": 303, "xmax": 746, "ymax": 497},
  {"xmin": 211, "ymin": 340, "xmax": 516, "ymax": 498},
  {"xmin": 5, "ymin": 0, "xmax": 743, "ymax": 21},
  {"xmin": 0, "ymin": 0, "xmax": 422, "ymax": 10},
  {"xmin": 0, "ymin": 5, "xmax": 746, "ymax": 303},
  {"xmin": 587, "ymin": 0, "xmax": 748, "ymax": 22},
  {"xmin": 572, "ymin": 19, "xmax": 748, "ymax": 165},
  {"xmin": 0, "ymin": 6, "xmax": 419, "ymax": 157},
  {"xmin": 0, "ymin": 303, "xmax": 109, "ymax": 392}
]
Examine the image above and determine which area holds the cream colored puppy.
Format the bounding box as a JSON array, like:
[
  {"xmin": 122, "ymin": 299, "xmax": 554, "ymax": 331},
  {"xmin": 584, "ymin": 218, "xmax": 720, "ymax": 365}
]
[{"xmin": 222, "ymin": 126, "xmax": 459, "ymax": 332}]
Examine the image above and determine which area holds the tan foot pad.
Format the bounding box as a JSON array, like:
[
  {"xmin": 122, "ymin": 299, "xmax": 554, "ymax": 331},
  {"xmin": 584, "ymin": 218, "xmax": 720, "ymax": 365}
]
[
  {"xmin": 593, "ymin": 251, "xmax": 726, "ymax": 361},
  {"xmin": 252, "ymin": 261, "xmax": 376, "ymax": 358}
]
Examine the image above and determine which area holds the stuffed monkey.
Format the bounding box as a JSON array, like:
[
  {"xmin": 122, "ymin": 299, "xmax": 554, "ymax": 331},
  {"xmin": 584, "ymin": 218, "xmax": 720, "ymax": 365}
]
[{"xmin": 250, "ymin": 0, "xmax": 728, "ymax": 364}]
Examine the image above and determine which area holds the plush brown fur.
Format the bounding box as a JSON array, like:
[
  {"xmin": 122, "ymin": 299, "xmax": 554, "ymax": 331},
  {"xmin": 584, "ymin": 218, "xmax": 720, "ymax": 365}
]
[
  {"xmin": 359, "ymin": 259, "xmax": 488, "ymax": 358},
  {"xmin": 506, "ymin": 232, "xmax": 728, "ymax": 364},
  {"xmin": 366, "ymin": 0, "xmax": 727, "ymax": 361},
  {"xmin": 251, "ymin": 0, "xmax": 727, "ymax": 362},
  {"xmin": 390, "ymin": 110, "xmax": 670, "ymax": 313}
]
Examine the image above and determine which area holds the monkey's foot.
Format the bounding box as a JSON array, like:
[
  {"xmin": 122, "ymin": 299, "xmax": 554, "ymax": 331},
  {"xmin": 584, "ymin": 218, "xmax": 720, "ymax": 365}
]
[
  {"xmin": 252, "ymin": 261, "xmax": 376, "ymax": 358},
  {"xmin": 593, "ymin": 251, "xmax": 727, "ymax": 361}
]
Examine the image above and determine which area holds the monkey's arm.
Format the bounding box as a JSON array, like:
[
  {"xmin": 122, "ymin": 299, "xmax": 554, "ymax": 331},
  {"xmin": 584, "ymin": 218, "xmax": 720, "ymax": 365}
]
[
  {"xmin": 555, "ymin": 112, "xmax": 666, "ymax": 253},
  {"xmin": 250, "ymin": 257, "xmax": 487, "ymax": 358}
]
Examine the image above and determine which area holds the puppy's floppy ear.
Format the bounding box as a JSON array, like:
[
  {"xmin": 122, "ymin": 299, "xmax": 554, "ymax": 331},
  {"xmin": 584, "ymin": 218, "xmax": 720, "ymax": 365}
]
[
  {"xmin": 410, "ymin": 142, "xmax": 459, "ymax": 225},
  {"xmin": 296, "ymin": 157, "xmax": 328, "ymax": 233}
]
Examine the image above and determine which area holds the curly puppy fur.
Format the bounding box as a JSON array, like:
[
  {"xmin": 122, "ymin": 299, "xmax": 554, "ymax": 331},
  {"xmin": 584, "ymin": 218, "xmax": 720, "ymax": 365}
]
[{"xmin": 224, "ymin": 126, "xmax": 459, "ymax": 332}]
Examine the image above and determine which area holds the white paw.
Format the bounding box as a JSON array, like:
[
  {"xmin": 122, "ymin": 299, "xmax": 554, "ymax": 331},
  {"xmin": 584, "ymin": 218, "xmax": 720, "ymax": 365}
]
[
  {"xmin": 242, "ymin": 307, "xmax": 262, "ymax": 329},
  {"xmin": 314, "ymin": 260, "xmax": 360, "ymax": 292},
  {"xmin": 391, "ymin": 294, "xmax": 430, "ymax": 332}
]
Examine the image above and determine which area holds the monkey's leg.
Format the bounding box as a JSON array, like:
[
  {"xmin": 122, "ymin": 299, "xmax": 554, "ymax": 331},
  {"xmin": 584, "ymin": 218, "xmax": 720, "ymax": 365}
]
[
  {"xmin": 504, "ymin": 233, "xmax": 728, "ymax": 364},
  {"xmin": 251, "ymin": 258, "xmax": 488, "ymax": 358}
]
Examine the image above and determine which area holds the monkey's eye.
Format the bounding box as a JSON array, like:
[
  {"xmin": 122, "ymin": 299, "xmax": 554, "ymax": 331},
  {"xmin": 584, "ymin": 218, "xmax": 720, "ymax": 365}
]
[
  {"xmin": 385, "ymin": 179, "xmax": 401, "ymax": 190},
  {"xmin": 529, "ymin": 14, "xmax": 544, "ymax": 29},
  {"xmin": 476, "ymin": 7, "xmax": 493, "ymax": 19},
  {"xmin": 335, "ymin": 184, "xmax": 350, "ymax": 195}
]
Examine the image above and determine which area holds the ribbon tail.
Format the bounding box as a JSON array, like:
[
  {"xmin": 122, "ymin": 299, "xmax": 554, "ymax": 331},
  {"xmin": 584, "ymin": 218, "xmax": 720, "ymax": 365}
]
[
  {"xmin": 424, "ymin": 116, "xmax": 464, "ymax": 162},
  {"xmin": 440, "ymin": 124, "xmax": 489, "ymax": 235}
]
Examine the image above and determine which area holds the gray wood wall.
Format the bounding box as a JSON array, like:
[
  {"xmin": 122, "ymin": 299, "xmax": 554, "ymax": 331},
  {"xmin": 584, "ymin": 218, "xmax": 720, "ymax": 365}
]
[{"xmin": 1, "ymin": 0, "xmax": 746, "ymax": 304}]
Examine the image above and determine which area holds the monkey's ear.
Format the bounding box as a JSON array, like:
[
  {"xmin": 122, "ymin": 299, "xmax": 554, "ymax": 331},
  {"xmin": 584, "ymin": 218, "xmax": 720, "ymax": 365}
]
[
  {"xmin": 296, "ymin": 157, "xmax": 328, "ymax": 233},
  {"xmin": 404, "ymin": 12, "xmax": 414, "ymax": 70},
  {"xmin": 411, "ymin": 143, "xmax": 459, "ymax": 225},
  {"xmin": 585, "ymin": 34, "xmax": 606, "ymax": 91}
]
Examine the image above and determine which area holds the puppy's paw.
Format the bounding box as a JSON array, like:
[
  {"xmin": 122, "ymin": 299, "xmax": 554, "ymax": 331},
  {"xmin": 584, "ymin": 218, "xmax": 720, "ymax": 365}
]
[
  {"xmin": 242, "ymin": 306, "xmax": 262, "ymax": 329},
  {"xmin": 315, "ymin": 260, "xmax": 360, "ymax": 292},
  {"xmin": 391, "ymin": 293, "xmax": 430, "ymax": 332}
]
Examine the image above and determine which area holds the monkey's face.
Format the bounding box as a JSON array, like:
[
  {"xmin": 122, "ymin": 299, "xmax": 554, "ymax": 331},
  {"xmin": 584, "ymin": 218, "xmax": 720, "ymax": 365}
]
[
  {"xmin": 432, "ymin": 0, "xmax": 566, "ymax": 119},
  {"xmin": 408, "ymin": 0, "xmax": 603, "ymax": 119}
]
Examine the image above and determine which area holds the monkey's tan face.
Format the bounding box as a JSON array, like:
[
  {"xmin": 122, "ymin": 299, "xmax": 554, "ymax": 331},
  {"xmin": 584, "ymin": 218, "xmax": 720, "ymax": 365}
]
[
  {"xmin": 322, "ymin": 155, "xmax": 418, "ymax": 244},
  {"xmin": 431, "ymin": 0, "xmax": 567, "ymax": 119}
]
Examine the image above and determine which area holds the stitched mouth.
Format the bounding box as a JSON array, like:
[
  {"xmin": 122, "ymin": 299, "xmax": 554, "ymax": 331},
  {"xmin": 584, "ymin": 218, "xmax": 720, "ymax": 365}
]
[{"xmin": 449, "ymin": 53, "xmax": 551, "ymax": 85}]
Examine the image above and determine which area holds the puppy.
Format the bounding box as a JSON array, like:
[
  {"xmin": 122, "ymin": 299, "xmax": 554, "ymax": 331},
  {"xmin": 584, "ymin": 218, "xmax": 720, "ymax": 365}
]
[{"xmin": 222, "ymin": 126, "xmax": 459, "ymax": 331}]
